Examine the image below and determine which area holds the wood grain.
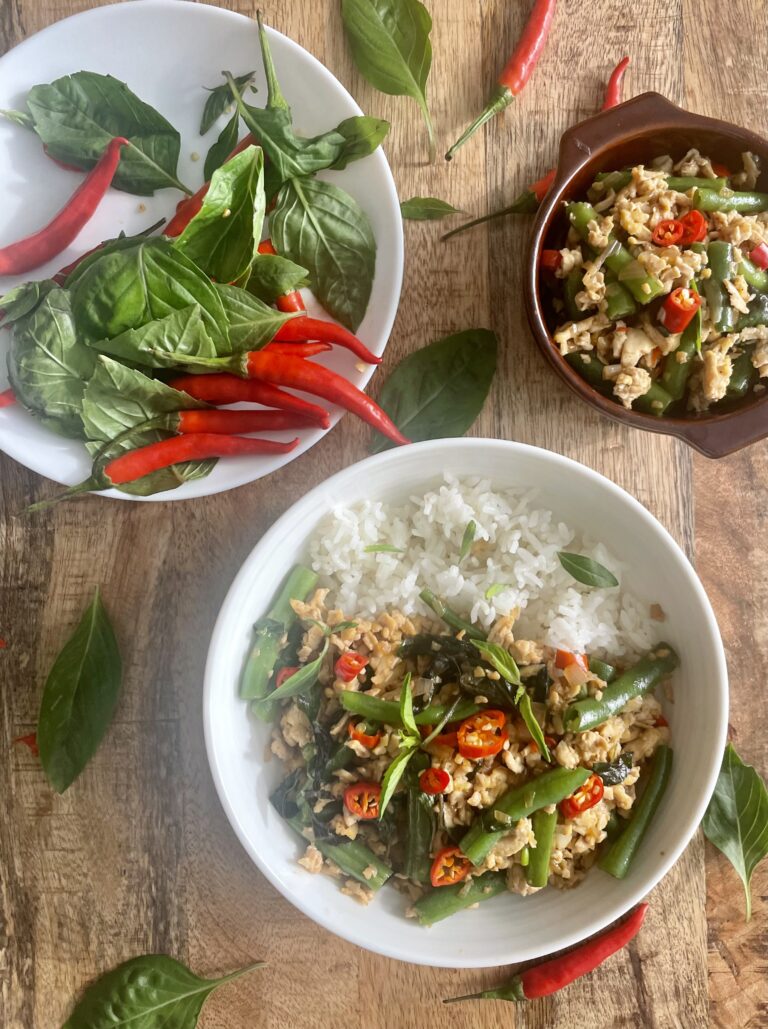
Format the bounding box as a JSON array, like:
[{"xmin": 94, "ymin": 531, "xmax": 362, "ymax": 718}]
[{"xmin": 0, "ymin": 0, "xmax": 765, "ymax": 1026}]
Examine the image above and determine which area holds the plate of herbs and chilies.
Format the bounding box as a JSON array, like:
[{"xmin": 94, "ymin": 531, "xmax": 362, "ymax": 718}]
[{"xmin": 0, "ymin": 0, "xmax": 403, "ymax": 502}]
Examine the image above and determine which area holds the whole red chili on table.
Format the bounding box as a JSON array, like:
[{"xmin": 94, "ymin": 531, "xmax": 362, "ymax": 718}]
[
  {"xmin": 445, "ymin": 903, "xmax": 649, "ymax": 1002},
  {"xmin": 658, "ymin": 287, "xmax": 702, "ymax": 334},
  {"xmin": 430, "ymin": 845, "xmax": 472, "ymax": 887},
  {"xmin": 0, "ymin": 136, "xmax": 128, "ymax": 275},
  {"xmin": 601, "ymin": 55, "xmax": 630, "ymax": 110},
  {"xmin": 343, "ymin": 781, "xmax": 381, "ymax": 819},
  {"xmin": 559, "ymin": 772, "xmax": 604, "ymax": 819},
  {"xmin": 335, "ymin": 652, "xmax": 369, "ymax": 682},
  {"xmin": 445, "ymin": 0, "xmax": 557, "ymax": 161}
]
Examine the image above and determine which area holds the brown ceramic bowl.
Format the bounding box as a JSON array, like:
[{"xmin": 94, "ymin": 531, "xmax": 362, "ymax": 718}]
[{"xmin": 524, "ymin": 91, "xmax": 768, "ymax": 458}]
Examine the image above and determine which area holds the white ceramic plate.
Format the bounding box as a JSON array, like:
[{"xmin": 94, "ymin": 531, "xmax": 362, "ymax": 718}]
[
  {"xmin": 204, "ymin": 438, "xmax": 728, "ymax": 968},
  {"xmin": 0, "ymin": 0, "xmax": 403, "ymax": 500}
]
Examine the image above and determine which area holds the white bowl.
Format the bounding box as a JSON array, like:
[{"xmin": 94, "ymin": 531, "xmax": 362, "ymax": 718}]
[{"xmin": 204, "ymin": 439, "xmax": 728, "ymax": 967}]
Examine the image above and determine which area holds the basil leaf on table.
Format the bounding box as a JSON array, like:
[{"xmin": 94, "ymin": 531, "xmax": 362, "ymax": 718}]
[
  {"xmin": 62, "ymin": 954, "xmax": 264, "ymax": 1029},
  {"xmin": 245, "ymin": 253, "xmax": 308, "ymax": 304},
  {"xmin": 203, "ymin": 110, "xmax": 239, "ymax": 181},
  {"xmin": 270, "ymin": 176, "xmax": 376, "ymax": 331},
  {"xmin": 0, "ymin": 277, "xmax": 58, "ymax": 324},
  {"xmin": 172, "ymin": 145, "xmax": 266, "ymax": 285},
  {"xmin": 215, "ymin": 284, "xmax": 297, "ymax": 351},
  {"xmin": 340, "ymin": 0, "xmax": 436, "ymax": 161},
  {"xmin": 400, "ymin": 197, "xmax": 461, "ymax": 221},
  {"xmin": 200, "ymin": 69, "xmax": 255, "ymax": 135},
  {"xmin": 702, "ymin": 743, "xmax": 768, "ymax": 921},
  {"xmin": 7, "ymin": 287, "xmax": 95, "ymax": 438},
  {"xmin": 557, "ymin": 552, "xmax": 619, "ymax": 589},
  {"xmin": 25, "ymin": 71, "xmax": 190, "ymax": 195},
  {"xmin": 370, "ymin": 328, "xmax": 498, "ymax": 453},
  {"xmin": 37, "ymin": 588, "xmax": 121, "ymax": 793},
  {"xmin": 70, "ymin": 237, "xmax": 229, "ymax": 349}
]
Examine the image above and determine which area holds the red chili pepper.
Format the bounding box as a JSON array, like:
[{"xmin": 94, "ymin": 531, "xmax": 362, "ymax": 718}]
[
  {"xmin": 102, "ymin": 434, "xmax": 298, "ymax": 486},
  {"xmin": 13, "ymin": 732, "xmax": 39, "ymax": 757},
  {"xmin": 457, "ymin": 710, "xmax": 508, "ymax": 760},
  {"xmin": 174, "ymin": 408, "xmax": 319, "ymax": 434},
  {"xmin": 419, "ymin": 724, "xmax": 460, "ymax": 748},
  {"xmin": 678, "ymin": 210, "xmax": 708, "ymax": 246},
  {"xmin": 0, "ymin": 137, "xmax": 128, "ymax": 276},
  {"xmin": 169, "ymin": 373, "xmax": 331, "ymax": 427},
  {"xmin": 528, "ymin": 734, "xmax": 558, "ymax": 757},
  {"xmin": 654, "ymin": 715, "xmax": 669, "ymax": 728},
  {"xmin": 343, "ymin": 781, "xmax": 381, "ymax": 819},
  {"xmin": 601, "ymin": 56, "xmax": 630, "ymax": 110},
  {"xmin": 531, "ymin": 168, "xmax": 556, "ymax": 202},
  {"xmin": 419, "ymin": 767, "xmax": 450, "ymax": 795},
  {"xmin": 164, "ymin": 133, "xmax": 257, "ymax": 238},
  {"xmin": 275, "ymin": 666, "xmax": 299, "ymax": 688},
  {"xmin": 430, "ymin": 845, "xmax": 472, "ymax": 887},
  {"xmin": 750, "ymin": 242, "xmax": 768, "ymax": 270},
  {"xmin": 335, "ymin": 652, "xmax": 369, "ymax": 682},
  {"xmin": 445, "ymin": 0, "xmax": 557, "ymax": 161},
  {"xmin": 265, "ymin": 341, "xmax": 332, "ymax": 358},
  {"xmin": 540, "ymin": 249, "xmax": 562, "ymax": 273},
  {"xmin": 658, "ymin": 287, "xmax": 701, "ymax": 334},
  {"xmin": 257, "ymin": 238, "xmax": 307, "ymax": 314},
  {"xmin": 0, "ymin": 388, "xmax": 15, "ymax": 408},
  {"xmin": 448, "ymin": 903, "xmax": 649, "ymax": 1002},
  {"xmin": 652, "ymin": 219, "xmax": 685, "ymax": 247},
  {"xmin": 348, "ymin": 720, "xmax": 381, "ymax": 749},
  {"xmin": 273, "ymin": 316, "xmax": 381, "ymax": 365},
  {"xmin": 559, "ymin": 773, "xmax": 604, "ymax": 819},
  {"xmin": 555, "ymin": 650, "xmax": 589, "ymax": 672},
  {"xmin": 711, "ymin": 162, "xmax": 731, "ymax": 178}
]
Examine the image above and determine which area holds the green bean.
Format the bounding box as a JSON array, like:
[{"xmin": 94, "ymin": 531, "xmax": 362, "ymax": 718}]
[
  {"xmin": 413, "ymin": 872, "xmax": 507, "ymax": 925},
  {"xmin": 588, "ymin": 657, "xmax": 616, "ymax": 683},
  {"xmin": 739, "ymin": 258, "xmax": 768, "ymax": 292},
  {"xmin": 340, "ymin": 690, "xmax": 479, "ymax": 727},
  {"xmin": 598, "ymin": 745, "xmax": 673, "ymax": 879},
  {"xmin": 564, "ymin": 352, "xmax": 611, "ymax": 394},
  {"xmin": 240, "ymin": 564, "xmax": 318, "ymax": 699},
  {"xmin": 703, "ymin": 241, "xmax": 738, "ymax": 334},
  {"xmin": 563, "ymin": 266, "xmax": 586, "ymax": 320},
  {"xmin": 725, "ymin": 351, "xmax": 757, "ymax": 399},
  {"xmin": 694, "ymin": 188, "xmax": 768, "ymax": 213},
  {"xmin": 315, "ymin": 837, "xmax": 393, "ymax": 890},
  {"xmin": 525, "ymin": 809, "xmax": 557, "ymax": 888},
  {"xmin": 563, "ymin": 644, "xmax": 679, "ymax": 733},
  {"xmin": 633, "ymin": 381, "xmax": 675, "ymax": 417},
  {"xmin": 404, "ymin": 756, "xmax": 434, "ymax": 883},
  {"xmin": 736, "ymin": 292, "xmax": 768, "ymax": 331},
  {"xmin": 593, "ymin": 171, "xmax": 727, "ymax": 194},
  {"xmin": 419, "ymin": 588, "xmax": 486, "ymax": 640},
  {"xmin": 605, "ymin": 280, "xmax": 637, "ymax": 320},
  {"xmin": 460, "ymin": 766, "xmax": 591, "ymax": 867},
  {"xmin": 566, "ymin": 202, "xmax": 664, "ymax": 304},
  {"xmin": 660, "ymin": 290, "xmax": 701, "ymax": 401}
]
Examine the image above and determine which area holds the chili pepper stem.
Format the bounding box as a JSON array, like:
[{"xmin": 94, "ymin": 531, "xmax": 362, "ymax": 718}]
[{"xmin": 445, "ymin": 86, "xmax": 513, "ymax": 161}]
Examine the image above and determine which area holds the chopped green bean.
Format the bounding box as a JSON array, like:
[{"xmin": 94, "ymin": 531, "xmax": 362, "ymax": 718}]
[
  {"xmin": 605, "ymin": 280, "xmax": 637, "ymax": 320},
  {"xmin": 315, "ymin": 837, "xmax": 393, "ymax": 890},
  {"xmin": 736, "ymin": 292, "xmax": 768, "ymax": 331},
  {"xmin": 739, "ymin": 258, "xmax": 768, "ymax": 292},
  {"xmin": 404, "ymin": 755, "xmax": 434, "ymax": 883},
  {"xmin": 660, "ymin": 290, "xmax": 701, "ymax": 401},
  {"xmin": 633, "ymin": 381, "xmax": 675, "ymax": 417},
  {"xmin": 593, "ymin": 171, "xmax": 727, "ymax": 194},
  {"xmin": 341, "ymin": 690, "xmax": 479, "ymax": 727},
  {"xmin": 725, "ymin": 350, "xmax": 757, "ymax": 399},
  {"xmin": 563, "ymin": 267, "xmax": 586, "ymax": 320},
  {"xmin": 694, "ymin": 188, "xmax": 768, "ymax": 213},
  {"xmin": 703, "ymin": 242, "xmax": 738, "ymax": 334},
  {"xmin": 525, "ymin": 808, "xmax": 557, "ymax": 888},
  {"xmin": 413, "ymin": 872, "xmax": 507, "ymax": 925},
  {"xmin": 588, "ymin": 657, "xmax": 617, "ymax": 683}
]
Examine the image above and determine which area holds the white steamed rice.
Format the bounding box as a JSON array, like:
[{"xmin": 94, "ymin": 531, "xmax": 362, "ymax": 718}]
[{"xmin": 308, "ymin": 475, "xmax": 655, "ymax": 660}]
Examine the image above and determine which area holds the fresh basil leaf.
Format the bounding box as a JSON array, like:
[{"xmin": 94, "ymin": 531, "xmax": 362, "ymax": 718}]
[
  {"xmin": 459, "ymin": 519, "xmax": 476, "ymax": 561},
  {"xmin": 328, "ymin": 115, "xmax": 390, "ymax": 170},
  {"xmin": 305, "ymin": 618, "xmax": 358, "ymax": 636},
  {"xmin": 558, "ymin": 552, "xmax": 619, "ymax": 589},
  {"xmin": 379, "ymin": 745, "xmax": 417, "ymax": 817},
  {"xmin": 7, "ymin": 287, "xmax": 95, "ymax": 438},
  {"xmin": 485, "ymin": 583, "xmax": 505, "ymax": 600},
  {"xmin": 400, "ymin": 197, "xmax": 460, "ymax": 220},
  {"xmin": 0, "ymin": 278, "xmax": 57, "ymax": 324},
  {"xmin": 370, "ymin": 329, "xmax": 498, "ymax": 453},
  {"xmin": 399, "ymin": 672, "xmax": 419, "ymax": 738},
  {"xmin": 63, "ymin": 223, "xmax": 166, "ymax": 288},
  {"xmin": 37, "ymin": 588, "xmax": 121, "ymax": 793},
  {"xmin": 702, "ymin": 743, "xmax": 768, "ymax": 921},
  {"xmin": 26, "ymin": 71, "xmax": 189, "ymax": 195},
  {"xmin": 245, "ymin": 253, "xmax": 308, "ymax": 304},
  {"xmin": 252, "ymin": 640, "xmax": 329, "ymax": 721},
  {"xmin": 0, "ymin": 107, "xmax": 33, "ymax": 129},
  {"xmin": 203, "ymin": 110, "xmax": 240, "ymax": 181},
  {"xmin": 70, "ymin": 237, "xmax": 229, "ymax": 349},
  {"xmin": 518, "ymin": 692, "xmax": 551, "ymax": 763},
  {"xmin": 90, "ymin": 306, "xmax": 219, "ymax": 368},
  {"xmin": 62, "ymin": 954, "xmax": 265, "ymax": 1029},
  {"xmin": 474, "ymin": 640, "xmax": 521, "ymax": 686},
  {"xmin": 215, "ymin": 284, "xmax": 296, "ymax": 351},
  {"xmin": 271, "ymin": 176, "xmax": 375, "ymax": 331},
  {"xmin": 594, "ymin": 752, "xmax": 634, "ymax": 786},
  {"xmin": 200, "ymin": 70, "xmax": 255, "ymax": 135},
  {"xmin": 172, "ymin": 145, "xmax": 265, "ymax": 285},
  {"xmin": 363, "ymin": 543, "xmax": 404, "ymax": 554},
  {"xmin": 340, "ymin": 0, "xmax": 435, "ymax": 160}
]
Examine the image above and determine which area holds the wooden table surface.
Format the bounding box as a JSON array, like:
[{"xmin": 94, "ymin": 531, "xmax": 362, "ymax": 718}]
[{"xmin": 1, "ymin": 1, "xmax": 766, "ymax": 1026}]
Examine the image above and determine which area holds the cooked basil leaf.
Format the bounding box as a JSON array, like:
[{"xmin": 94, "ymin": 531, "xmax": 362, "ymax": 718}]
[
  {"xmin": 37, "ymin": 588, "xmax": 121, "ymax": 793},
  {"xmin": 341, "ymin": 0, "xmax": 435, "ymax": 160},
  {"xmin": 305, "ymin": 618, "xmax": 359, "ymax": 636},
  {"xmin": 379, "ymin": 744, "xmax": 417, "ymax": 817},
  {"xmin": 558, "ymin": 552, "xmax": 619, "ymax": 588},
  {"xmin": 200, "ymin": 70, "xmax": 255, "ymax": 135},
  {"xmin": 245, "ymin": 253, "xmax": 308, "ymax": 304},
  {"xmin": 485, "ymin": 583, "xmax": 505, "ymax": 600},
  {"xmin": 62, "ymin": 954, "xmax": 264, "ymax": 1029},
  {"xmin": 399, "ymin": 672, "xmax": 419, "ymax": 738},
  {"xmin": 594, "ymin": 752, "xmax": 634, "ymax": 785},
  {"xmin": 271, "ymin": 176, "xmax": 375, "ymax": 331},
  {"xmin": 475, "ymin": 640, "xmax": 521, "ymax": 686},
  {"xmin": 26, "ymin": 71, "xmax": 188, "ymax": 195},
  {"xmin": 203, "ymin": 110, "xmax": 240, "ymax": 181},
  {"xmin": 518, "ymin": 692, "xmax": 551, "ymax": 762},
  {"xmin": 401, "ymin": 196, "xmax": 460, "ymax": 220},
  {"xmin": 252, "ymin": 641, "xmax": 329, "ymax": 721},
  {"xmin": 215, "ymin": 284, "xmax": 296, "ymax": 351},
  {"xmin": 459, "ymin": 519, "xmax": 476, "ymax": 561},
  {"xmin": 702, "ymin": 743, "xmax": 768, "ymax": 921},
  {"xmin": 371, "ymin": 329, "xmax": 498, "ymax": 453},
  {"xmin": 364, "ymin": 543, "xmax": 404, "ymax": 554}
]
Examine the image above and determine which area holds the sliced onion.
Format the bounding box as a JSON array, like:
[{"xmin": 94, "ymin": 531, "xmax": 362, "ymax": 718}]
[{"xmin": 564, "ymin": 661, "xmax": 590, "ymax": 688}]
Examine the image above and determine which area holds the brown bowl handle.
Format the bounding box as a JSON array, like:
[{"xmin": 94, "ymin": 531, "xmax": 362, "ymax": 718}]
[{"xmin": 672, "ymin": 405, "xmax": 768, "ymax": 458}]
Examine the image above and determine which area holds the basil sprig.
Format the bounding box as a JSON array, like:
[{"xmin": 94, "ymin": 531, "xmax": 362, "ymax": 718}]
[
  {"xmin": 378, "ymin": 673, "xmax": 421, "ymax": 816},
  {"xmin": 200, "ymin": 69, "xmax": 255, "ymax": 135}
]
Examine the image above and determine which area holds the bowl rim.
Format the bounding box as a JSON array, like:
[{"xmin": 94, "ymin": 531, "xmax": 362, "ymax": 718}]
[
  {"xmin": 524, "ymin": 91, "xmax": 768, "ymax": 459},
  {"xmin": 203, "ymin": 437, "xmax": 729, "ymax": 967}
]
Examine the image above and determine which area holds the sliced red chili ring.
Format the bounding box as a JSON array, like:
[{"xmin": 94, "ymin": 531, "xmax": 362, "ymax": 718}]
[
  {"xmin": 559, "ymin": 773, "xmax": 604, "ymax": 819},
  {"xmin": 430, "ymin": 845, "xmax": 471, "ymax": 887},
  {"xmin": 555, "ymin": 650, "xmax": 589, "ymax": 672},
  {"xmin": 457, "ymin": 709, "xmax": 508, "ymax": 760},
  {"xmin": 348, "ymin": 719, "xmax": 381, "ymax": 749},
  {"xmin": 275, "ymin": 665, "xmax": 299, "ymax": 688},
  {"xmin": 678, "ymin": 209, "xmax": 708, "ymax": 246},
  {"xmin": 343, "ymin": 781, "xmax": 381, "ymax": 820},
  {"xmin": 419, "ymin": 723, "xmax": 460, "ymax": 749},
  {"xmin": 335, "ymin": 652, "xmax": 369, "ymax": 682},
  {"xmin": 419, "ymin": 767, "xmax": 451, "ymax": 795},
  {"xmin": 750, "ymin": 241, "xmax": 768, "ymax": 270},
  {"xmin": 540, "ymin": 249, "xmax": 563, "ymax": 273},
  {"xmin": 651, "ymin": 219, "xmax": 685, "ymax": 246},
  {"xmin": 711, "ymin": 162, "xmax": 732, "ymax": 178},
  {"xmin": 658, "ymin": 286, "xmax": 702, "ymax": 334}
]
